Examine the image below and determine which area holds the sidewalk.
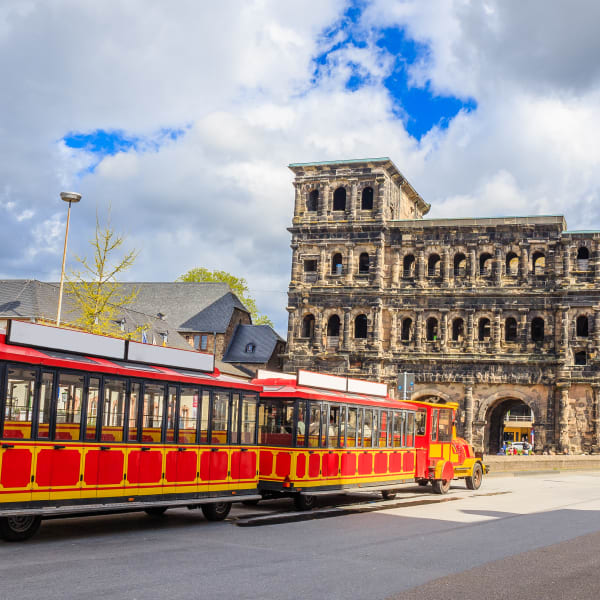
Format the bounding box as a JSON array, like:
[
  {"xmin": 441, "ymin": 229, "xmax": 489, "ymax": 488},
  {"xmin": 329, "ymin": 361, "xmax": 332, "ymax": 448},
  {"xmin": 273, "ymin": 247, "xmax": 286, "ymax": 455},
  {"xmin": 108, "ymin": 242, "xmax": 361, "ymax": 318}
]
[{"xmin": 484, "ymin": 454, "xmax": 600, "ymax": 476}]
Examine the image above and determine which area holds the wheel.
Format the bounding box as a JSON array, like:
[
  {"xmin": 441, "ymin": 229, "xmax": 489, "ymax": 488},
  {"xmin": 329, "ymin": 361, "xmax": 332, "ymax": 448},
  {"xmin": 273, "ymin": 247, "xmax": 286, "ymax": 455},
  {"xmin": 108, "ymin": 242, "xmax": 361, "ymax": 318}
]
[
  {"xmin": 144, "ymin": 507, "xmax": 168, "ymax": 517},
  {"xmin": 201, "ymin": 502, "xmax": 232, "ymax": 521},
  {"xmin": 0, "ymin": 515, "xmax": 42, "ymax": 542},
  {"xmin": 293, "ymin": 494, "xmax": 316, "ymax": 511},
  {"xmin": 465, "ymin": 462, "xmax": 483, "ymax": 490},
  {"xmin": 417, "ymin": 479, "xmax": 429, "ymax": 487},
  {"xmin": 242, "ymin": 499, "xmax": 260, "ymax": 506},
  {"xmin": 381, "ymin": 490, "xmax": 397, "ymax": 500},
  {"xmin": 432, "ymin": 479, "xmax": 451, "ymax": 494}
]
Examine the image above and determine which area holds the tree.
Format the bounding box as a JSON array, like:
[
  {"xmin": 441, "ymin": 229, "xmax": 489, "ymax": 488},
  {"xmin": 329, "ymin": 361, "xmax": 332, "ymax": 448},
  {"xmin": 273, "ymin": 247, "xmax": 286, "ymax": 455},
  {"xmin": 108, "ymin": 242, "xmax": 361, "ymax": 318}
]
[
  {"xmin": 66, "ymin": 210, "xmax": 142, "ymax": 336},
  {"xmin": 177, "ymin": 267, "xmax": 274, "ymax": 327}
]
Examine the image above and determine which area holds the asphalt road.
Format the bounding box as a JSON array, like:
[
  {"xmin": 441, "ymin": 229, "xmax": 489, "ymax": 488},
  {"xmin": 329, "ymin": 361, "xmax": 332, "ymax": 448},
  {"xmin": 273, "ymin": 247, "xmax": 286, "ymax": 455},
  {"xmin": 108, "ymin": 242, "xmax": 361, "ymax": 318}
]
[{"xmin": 2, "ymin": 472, "xmax": 600, "ymax": 600}]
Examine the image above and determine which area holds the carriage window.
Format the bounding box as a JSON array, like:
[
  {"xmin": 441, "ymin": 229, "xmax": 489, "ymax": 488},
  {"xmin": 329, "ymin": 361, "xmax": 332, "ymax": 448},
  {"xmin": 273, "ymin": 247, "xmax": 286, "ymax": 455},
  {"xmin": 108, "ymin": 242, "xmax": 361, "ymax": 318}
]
[
  {"xmin": 379, "ymin": 410, "xmax": 388, "ymax": 447},
  {"xmin": 128, "ymin": 382, "xmax": 140, "ymax": 442},
  {"xmin": 211, "ymin": 391, "xmax": 230, "ymax": 445},
  {"xmin": 4, "ymin": 366, "xmax": 36, "ymax": 440},
  {"xmin": 258, "ymin": 399, "xmax": 294, "ymax": 446},
  {"xmin": 308, "ymin": 403, "xmax": 321, "ymax": 447},
  {"xmin": 37, "ymin": 372, "xmax": 54, "ymax": 440},
  {"xmin": 393, "ymin": 411, "xmax": 403, "ymax": 447},
  {"xmin": 338, "ymin": 405, "xmax": 347, "ymax": 448},
  {"xmin": 165, "ymin": 386, "xmax": 177, "ymax": 443},
  {"xmin": 230, "ymin": 393, "xmax": 240, "ymax": 444},
  {"xmin": 437, "ymin": 409, "xmax": 452, "ymax": 442},
  {"xmin": 296, "ymin": 400, "xmax": 308, "ymax": 447},
  {"xmin": 179, "ymin": 387, "xmax": 198, "ymax": 444},
  {"xmin": 356, "ymin": 409, "xmax": 364, "ymax": 447},
  {"xmin": 346, "ymin": 407, "xmax": 357, "ymax": 447},
  {"xmin": 416, "ymin": 409, "xmax": 427, "ymax": 436},
  {"xmin": 431, "ymin": 409, "xmax": 439, "ymax": 442},
  {"xmin": 200, "ymin": 390, "xmax": 210, "ymax": 443},
  {"xmin": 405, "ymin": 412, "xmax": 415, "ymax": 447},
  {"xmin": 56, "ymin": 373, "xmax": 84, "ymax": 440},
  {"xmin": 241, "ymin": 395, "xmax": 257, "ymax": 444},
  {"xmin": 142, "ymin": 383, "xmax": 165, "ymax": 443},
  {"xmin": 328, "ymin": 405, "xmax": 341, "ymax": 448},
  {"xmin": 363, "ymin": 409, "xmax": 374, "ymax": 447},
  {"xmin": 101, "ymin": 379, "xmax": 126, "ymax": 442}
]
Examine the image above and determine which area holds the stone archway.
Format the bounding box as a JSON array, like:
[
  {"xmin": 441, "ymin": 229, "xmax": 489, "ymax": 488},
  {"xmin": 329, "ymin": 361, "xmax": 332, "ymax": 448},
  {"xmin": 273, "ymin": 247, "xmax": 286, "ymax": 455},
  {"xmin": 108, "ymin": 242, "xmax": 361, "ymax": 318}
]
[{"xmin": 484, "ymin": 398, "xmax": 534, "ymax": 454}]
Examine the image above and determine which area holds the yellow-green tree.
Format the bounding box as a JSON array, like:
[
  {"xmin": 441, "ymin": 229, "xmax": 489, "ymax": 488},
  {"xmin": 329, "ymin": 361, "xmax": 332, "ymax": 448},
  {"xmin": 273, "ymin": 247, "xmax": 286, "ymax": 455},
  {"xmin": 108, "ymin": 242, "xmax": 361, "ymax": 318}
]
[
  {"xmin": 66, "ymin": 210, "xmax": 141, "ymax": 336},
  {"xmin": 177, "ymin": 267, "xmax": 274, "ymax": 327}
]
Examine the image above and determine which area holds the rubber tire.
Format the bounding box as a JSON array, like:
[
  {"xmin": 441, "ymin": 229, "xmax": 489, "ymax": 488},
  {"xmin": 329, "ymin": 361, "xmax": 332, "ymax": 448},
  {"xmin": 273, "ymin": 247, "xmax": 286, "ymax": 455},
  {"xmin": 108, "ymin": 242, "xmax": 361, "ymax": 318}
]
[
  {"xmin": 201, "ymin": 502, "xmax": 232, "ymax": 521},
  {"xmin": 466, "ymin": 462, "xmax": 483, "ymax": 490},
  {"xmin": 381, "ymin": 490, "xmax": 397, "ymax": 500},
  {"xmin": 432, "ymin": 479, "xmax": 451, "ymax": 495},
  {"xmin": 293, "ymin": 494, "xmax": 316, "ymax": 511},
  {"xmin": 144, "ymin": 507, "xmax": 168, "ymax": 517},
  {"xmin": 242, "ymin": 499, "xmax": 260, "ymax": 506},
  {"xmin": 417, "ymin": 480, "xmax": 429, "ymax": 487},
  {"xmin": 0, "ymin": 515, "xmax": 42, "ymax": 542}
]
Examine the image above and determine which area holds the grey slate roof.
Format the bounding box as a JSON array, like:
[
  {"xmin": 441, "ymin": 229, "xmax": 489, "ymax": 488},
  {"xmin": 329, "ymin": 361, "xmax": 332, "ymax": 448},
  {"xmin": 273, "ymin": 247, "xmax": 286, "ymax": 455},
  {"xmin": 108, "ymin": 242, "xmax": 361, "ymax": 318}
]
[
  {"xmin": 222, "ymin": 324, "xmax": 285, "ymax": 364},
  {"xmin": 112, "ymin": 283, "xmax": 250, "ymax": 333}
]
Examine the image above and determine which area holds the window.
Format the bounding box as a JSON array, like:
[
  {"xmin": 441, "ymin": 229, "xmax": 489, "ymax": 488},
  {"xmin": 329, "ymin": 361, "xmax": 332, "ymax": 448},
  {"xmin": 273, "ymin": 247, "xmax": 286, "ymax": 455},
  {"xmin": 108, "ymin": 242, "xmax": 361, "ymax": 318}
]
[
  {"xmin": 304, "ymin": 259, "xmax": 317, "ymax": 272},
  {"xmin": 356, "ymin": 408, "xmax": 364, "ymax": 447},
  {"xmin": 364, "ymin": 409, "xmax": 374, "ymax": 447},
  {"xmin": 403, "ymin": 254, "xmax": 415, "ymax": 278},
  {"xmin": 431, "ymin": 409, "xmax": 438, "ymax": 441},
  {"xmin": 3, "ymin": 366, "xmax": 36, "ymax": 439},
  {"xmin": 38, "ymin": 372, "xmax": 54, "ymax": 440},
  {"xmin": 532, "ymin": 252, "xmax": 545, "ymax": 275},
  {"xmin": 354, "ymin": 314, "xmax": 368, "ymax": 338},
  {"xmin": 428, "ymin": 254, "xmax": 441, "ymax": 277},
  {"xmin": 437, "ymin": 409, "xmax": 452, "ymax": 442},
  {"xmin": 392, "ymin": 411, "xmax": 403, "ymax": 447},
  {"xmin": 401, "ymin": 317, "xmax": 412, "ymax": 341},
  {"xmin": 454, "ymin": 253, "xmax": 467, "ymax": 277},
  {"xmin": 165, "ymin": 386, "xmax": 177, "ymax": 442},
  {"xmin": 258, "ymin": 399, "xmax": 294, "ymax": 446},
  {"xmin": 241, "ymin": 394, "xmax": 257, "ymax": 444},
  {"xmin": 505, "ymin": 317, "xmax": 518, "ymax": 342},
  {"xmin": 415, "ymin": 409, "xmax": 427, "ymax": 436},
  {"xmin": 361, "ymin": 186, "xmax": 373, "ymax": 210},
  {"xmin": 230, "ymin": 393, "xmax": 240, "ymax": 444},
  {"xmin": 426, "ymin": 317, "xmax": 438, "ymax": 341},
  {"xmin": 379, "ymin": 410, "xmax": 389, "ymax": 447},
  {"xmin": 480, "ymin": 253, "xmax": 493, "ymax": 276},
  {"xmin": 577, "ymin": 315, "xmax": 589, "ymax": 337},
  {"xmin": 478, "ymin": 318, "xmax": 491, "ymax": 341},
  {"xmin": 179, "ymin": 387, "xmax": 199, "ymax": 443},
  {"xmin": 333, "ymin": 187, "xmax": 346, "ymax": 211},
  {"xmin": 245, "ymin": 343, "xmax": 255, "ymax": 353},
  {"xmin": 193, "ymin": 335, "xmax": 200, "ymax": 350},
  {"xmin": 56, "ymin": 372, "xmax": 84, "ymax": 440},
  {"xmin": 102, "ymin": 379, "xmax": 126, "ymax": 442},
  {"xmin": 531, "ymin": 317, "xmax": 544, "ymax": 342},
  {"xmin": 506, "ymin": 252, "xmax": 519, "ymax": 276},
  {"xmin": 328, "ymin": 405, "xmax": 341, "ymax": 448},
  {"xmin": 405, "ymin": 412, "xmax": 415, "ymax": 447},
  {"xmin": 327, "ymin": 314, "xmax": 340, "ymax": 337},
  {"xmin": 210, "ymin": 391, "xmax": 230, "ymax": 445},
  {"xmin": 575, "ymin": 351, "xmax": 587, "ymax": 366},
  {"xmin": 346, "ymin": 407, "xmax": 357, "ymax": 447},
  {"xmin": 302, "ymin": 314, "xmax": 315, "ymax": 338},
  {"xmin": 308, "ymin": 403, "xmax": 321, "ymax": 447},
  {"xmin": 200, "ymin": 390, "xmax": 210, "ymax": 443},
  {"xmin": 358, "ymin": 252, "xmax": 370, "ymax": 274},
  {"xmin": 142, "ymin": 383, "xmax": 165, "ymax": 442},
  {"xmin": 128, "ymin": 382, "xmax": 140, "ymax": 442},
  {"xmin": 307, "ymin": 189, "xmax": 319, "ymax": 212},
  {"xmin": 331, "ymin": 253, "xmax": 343, "ymax": 275},
  {"xmin": 452, "ymin": 318, "xmax": 464, "ymax": 341},
  {"xmin": 200, "ymin": 335, "xmax": 208, "ymax": 351},
  {"xmin": 296, "ymin": 400, "xmax": 308, "ymax": 447}
]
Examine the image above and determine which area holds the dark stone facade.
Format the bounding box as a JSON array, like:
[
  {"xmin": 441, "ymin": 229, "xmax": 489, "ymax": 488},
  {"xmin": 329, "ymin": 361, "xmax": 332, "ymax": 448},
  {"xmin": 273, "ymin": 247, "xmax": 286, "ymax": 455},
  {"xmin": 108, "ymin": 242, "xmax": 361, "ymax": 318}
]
[{"xmin": 283, "ymin": 158, "xmax": 600, "ymax": 454}]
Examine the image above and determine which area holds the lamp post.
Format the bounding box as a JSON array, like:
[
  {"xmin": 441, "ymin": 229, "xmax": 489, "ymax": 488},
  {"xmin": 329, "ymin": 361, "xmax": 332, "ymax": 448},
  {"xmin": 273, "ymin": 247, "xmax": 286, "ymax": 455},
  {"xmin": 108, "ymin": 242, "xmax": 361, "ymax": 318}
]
[{"xmin": 56, "ymin": 191, "xmax": 82, "ymax": 327}]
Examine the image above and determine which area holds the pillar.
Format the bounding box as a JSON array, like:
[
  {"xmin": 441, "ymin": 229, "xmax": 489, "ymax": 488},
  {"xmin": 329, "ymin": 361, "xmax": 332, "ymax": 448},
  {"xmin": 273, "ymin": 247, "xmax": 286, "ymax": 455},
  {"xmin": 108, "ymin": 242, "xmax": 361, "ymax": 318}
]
[
  {"xmin": 464, "ymin": 384, "xmax": 474, "ymax": 444},
  {"xmin": 519, "ymin": 308, "xmax": 529, "ymax": 352},
  {"xmin": 415, "ymin": 310, "xmax": 423, "ymax": 351},
  {"xmin": 442, "ymin": 250, "xmax": 450, "ymax": 287},
  {"xmin": 441, "ymin": 309, "xmax": 449, "ymax": 352},
  {"xmin": 375, "ymin": 243, "xmax": 384, "ymax": 288},
  {"xmin": 391, "ymin": 250, "xmax": 401, "ymax": 286},
  {"xmin": 345, "ymin": 245, "xmax": 355, "ymax": 285},
  {"xmin": 286, "ymin": 306, "xmax": 296, "ymax": 352},
  {"xmin": 318, "ymin": 185, "xmax": 328, "ymax": 220},
  {"xmin": 593, "ymin": 384, "xmax": 600, "ymax": 448},
  {"xmin": 293, "ymin": 184, "xmax": 302, "ymax": 219},
  {"xmin": 469, "ymin": 247, "xmax": 477, "ymax": 283},
  {"xmin": 349, "ymin": 184, "xmax": 358, "ymax": 220},
  {"xmin": 520, "ymin": 245, "xmax": 529, "ymax": 282},
  {"xmin": 594, "ymin": 306, "xmax": 600, "ymax": 353},
  {"xmin": 493, "ymin": 310, "xmax": 502, "ymax": 353},
  {"xmin": 313, "ymin": 311, "xmax": 324, "ymax": 351},
  {"xmin": 390, "ymin": 310, "xmax": 398, "ymax": 349},
  {"xmin": 558, "ymin": 384, "xmax": 570, "ymax": 453},
  {"xmin": 372, "ymin": 302, "xmax": 383, "ymax": 351},
  {"xmin": 562, "ymin": 243, "xmax": 571, "ymax": 281},
  {"xmin": 290, "ymin": 243, "xmax": 300, "ymax": 284},
  {"xmin": 560, "ymin": 306, "xmax": 570, "ymax": 356},
  {"xmin": 466, "ymin": 310, "xmax": 474, "ymax": 352},
  {"xmin": 494, "ymin": 247, "xmax": 503, "ymax": 286},
  {"xmin": 318, "ymin": 247, "xmax": 327, "ymax": 283},
  {"xmin": 417, "ymin": 250, "xmax": 426, "ymax": 286},
  {"xmin": 342, "ymin": 307, "xmax": 352, "ymax": 351}
]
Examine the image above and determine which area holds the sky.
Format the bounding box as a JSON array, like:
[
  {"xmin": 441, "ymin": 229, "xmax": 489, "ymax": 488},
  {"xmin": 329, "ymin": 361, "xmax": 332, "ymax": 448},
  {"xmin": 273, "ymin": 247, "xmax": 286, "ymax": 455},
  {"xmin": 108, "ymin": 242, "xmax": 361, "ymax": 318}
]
[{"xmin": 1, "ymin": 0, "xmax": 600, "ymax": 336}]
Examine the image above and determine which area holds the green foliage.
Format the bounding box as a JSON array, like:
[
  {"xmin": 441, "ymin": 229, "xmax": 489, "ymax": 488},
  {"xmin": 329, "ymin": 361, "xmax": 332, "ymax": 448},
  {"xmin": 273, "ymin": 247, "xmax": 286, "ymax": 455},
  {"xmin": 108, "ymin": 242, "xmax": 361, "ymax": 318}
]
[
  {"xmin": 177, "ymin": 267, "xmax": 274, "ymax": 327},
  {"xmin": 66, "ymin": 210, "xmax": 144, "ymax": 337}
]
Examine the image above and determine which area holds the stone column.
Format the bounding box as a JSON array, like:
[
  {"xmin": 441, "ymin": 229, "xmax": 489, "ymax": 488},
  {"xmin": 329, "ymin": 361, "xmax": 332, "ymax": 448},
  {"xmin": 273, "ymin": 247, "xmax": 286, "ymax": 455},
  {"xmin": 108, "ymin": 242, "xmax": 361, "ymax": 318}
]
[
  {"xmin": 345, "ymin": 244, "xmax": 355, "ymax": 285},
  {"xmin": 290, "ymin": 243, "xmax": 300, "ymax": 284},
  {"xmin": 391, "ymin": 250, "xmax": 401, "ymax": 287},
  {"xmin": 469, "ymin": 247, "xmax": 477, "ymax": 283},
  {"xmin": 594, "ymin": 245, "xmax": 600, "ymax": 282},
  {"xmin": 349, "ymin": 184, "xmax": 358, "ymax": 220},
  {"xmin": 374, "ymin": 177, "xmax": 385, "ymax": 220},
  {"xmin": 464, "ymin": 383, "xmax": 474, "ymax": 444},
  {"xmin": 557, "ymin": 383, "xmax": 570, "ymax": 453},
  {"xmin": 442, "ymin": 250, "xmax": 450, "ymax": 287},
  {"xmin": 594, "ymin": 306, "xmax": 600, "ymax": 352},
  {"xmin": 313, "ymin": 311, "xmax": 324, "ymax": 351},
  {"xmin": 390, "ymin": 310, "xmax": 398, "ymax": 350},
  {"xmin": 293, "ymin": 184, "xmax": 302, "ymax": 220},
  {"xmin": 417, "ymin": 249, "xmax": 426, "ymax": 286},
  {"xmin": 372, "ymin": 302, "xmax": 383, "ymax": 351},
  {"xmin": 342, "ymin": 306, "xmax": 352, "ymax": 351},
  {"xmin": 318, "ymin": 185, "xmax": 328, "ymax": 220},
  {"xmin": 593, "ymin": 384, "xmax": 600, "ymax": 449},
  {"xmin": 375, "ymin": 243, "xmax": 384, "ymax": 287},
  {"xmin": 286, "ymin": 306, "xmax": 296, "ymax": 352},
  {"xmin": 494, "ymin": 247, "xmax": 503, "ymax": 286},
  {"xmin": 415, "ymin": 310, "xmax": 424, "ymax": 351},
  {"xmin": 318, "ymin": 247, "xmax": 327, "ymax": 283},
  {"xmin": 466, "ymin": 310, "xmax": 475, "ymax": 352},
  {"xmin": 560, "ymin": 306, "xmax": 570, "ymax": 356},
  {"xmin": 441, "ymin": 309, "xmax": 449, "ymax": 352},
  {"xmin": 493, "ymin": 310, "xmax": 502, "ymax": 353},
  {"xmin": 520, "ymin": 245, "xmax": 529, "ymax": 282},
  {"xmin": 562, "ymin": 243, "xmax": 571, "ymax": 282},
  {"xmin": 519, "ymin": 308, "xmax": 529, "ymax": 352}
]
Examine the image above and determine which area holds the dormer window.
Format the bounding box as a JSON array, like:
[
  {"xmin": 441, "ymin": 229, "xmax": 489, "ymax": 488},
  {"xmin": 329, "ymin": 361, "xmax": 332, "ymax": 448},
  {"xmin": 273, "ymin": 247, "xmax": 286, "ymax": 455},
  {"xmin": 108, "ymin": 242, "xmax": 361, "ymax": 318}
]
[{"xmin": 245, "ymin": 343, "xmax": 256, "ymax": 353}]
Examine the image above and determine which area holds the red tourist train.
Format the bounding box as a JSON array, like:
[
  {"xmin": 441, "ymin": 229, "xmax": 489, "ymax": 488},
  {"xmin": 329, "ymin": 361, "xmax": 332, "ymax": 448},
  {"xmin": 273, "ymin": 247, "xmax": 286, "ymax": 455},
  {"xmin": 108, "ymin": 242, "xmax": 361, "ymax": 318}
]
[{"xmin": 0, "ymin": 322, "xmax": 485, "ymax": 541}]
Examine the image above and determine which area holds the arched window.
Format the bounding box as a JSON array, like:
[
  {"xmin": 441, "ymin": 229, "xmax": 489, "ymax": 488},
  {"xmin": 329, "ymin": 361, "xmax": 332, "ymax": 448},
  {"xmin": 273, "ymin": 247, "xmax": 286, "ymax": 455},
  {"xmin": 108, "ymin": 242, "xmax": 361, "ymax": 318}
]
[
  {"xmin": 479, "ymin": 253, "xmax": 493, "ymax": 276},
  {"xmin": 358, "ymin": 252, "xmax": 370, "ymax": 274},
  {"xmin": 532, "ymin": 252, "xmax": 545, "ymax": 275},
  {"xmin": 478, "ymin": 318, "xmax": 491, "ymax": 340},
  {"xmin": 361, "ymin": 187, "xmax": 373, "ymax": 210},
  {"xmin": 401, "ymin": 317, "xmax": 412, "ymax": 341},
  {"xmin": 577, "ymin": 315, "xmax": 589, "ymax": 337},
  {"xmin": 354, "ymin": 314, "xmax": 368, "ymax": 338},
  {"xmin": 331, "ymin": 253, "xmax": 343, "ymax": 275},
  {"xmin": 577, "ymin": 246, "xmax": 590, "ymax": 271},
  {"xmin": 426, "ymin": 317, "xmax": 438, "ymax": 341},
  {"xmin": 428, "ymin": 254, "xmax": 441, "ymax": 278},
  {"xmin": 505, "ymin": 317, "xmax": 518, "ymax": 342},
  {"xmin": 531, "ymin": 317, "xmax": 544, "ymax": 341},
  {"xmin": 506, "ymin": 252, "xmax": 519, "ymax": 276},
  {"xmin": 454, "ymin": 253, "xmax": 466, "ymax": 277},
  {"xmin": 302, "ymin": 314, "xmax": 315, "ymax": 338},
  {"xmin": 575, "ymin": 351, "xmax": 587, "ymax": 366},
  {"xmin": 327, "ymin": 314, "xmax": 340, "ymax": 337},
  {"xmin": 245, "ymin": 343, "xmax": 255, "ymax": 353},
  {"xmin": 452, "ymin": 318, "xmax": 464, "ymax": 341},
  {"xmin": 307, "ymin": 189, "xmax": 319, "ymax": 212},
  {"xmin": 403, "ymin": 254, "xmax": 415, "ymax": 278},
  {"xmin": 333, "ymin": 187, "xmax": 346, "ymax": 211}
]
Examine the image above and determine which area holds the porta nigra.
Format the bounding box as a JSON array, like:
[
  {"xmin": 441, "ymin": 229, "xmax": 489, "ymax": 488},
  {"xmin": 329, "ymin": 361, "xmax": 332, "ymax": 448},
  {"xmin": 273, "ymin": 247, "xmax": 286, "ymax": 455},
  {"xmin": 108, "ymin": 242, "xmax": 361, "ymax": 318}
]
[{"xmin": 283, "ymin": 158, "xmax": 600, "ymax": 455}]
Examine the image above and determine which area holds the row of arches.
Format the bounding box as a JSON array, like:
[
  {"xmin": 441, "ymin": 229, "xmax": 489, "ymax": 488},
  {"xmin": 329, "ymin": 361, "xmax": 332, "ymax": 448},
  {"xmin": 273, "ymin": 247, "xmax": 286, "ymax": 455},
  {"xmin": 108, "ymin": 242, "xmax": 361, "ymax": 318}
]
[
  {"xmin": 301, "ymin": 314, "xmax": 368, "ymax": 338},
  {"xmin": 307, "ymin": 186, "xmax": 374, "ymax": 213}
]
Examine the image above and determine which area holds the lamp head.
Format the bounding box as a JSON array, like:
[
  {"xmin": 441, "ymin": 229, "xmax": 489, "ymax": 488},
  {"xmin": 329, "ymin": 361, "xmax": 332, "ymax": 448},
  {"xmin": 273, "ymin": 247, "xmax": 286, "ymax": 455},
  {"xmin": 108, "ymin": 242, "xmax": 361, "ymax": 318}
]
[{"xmin": 60, "ymin": 191, "xmax": 82, "ymax": 203}]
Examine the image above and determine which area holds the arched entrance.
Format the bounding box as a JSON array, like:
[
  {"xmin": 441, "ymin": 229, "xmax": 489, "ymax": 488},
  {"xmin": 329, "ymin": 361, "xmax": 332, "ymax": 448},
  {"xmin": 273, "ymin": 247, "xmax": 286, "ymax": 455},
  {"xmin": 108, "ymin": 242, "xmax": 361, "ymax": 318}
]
[{"xmin": 486, "ymin": 398, "xmax": 534, "ymax": 454}]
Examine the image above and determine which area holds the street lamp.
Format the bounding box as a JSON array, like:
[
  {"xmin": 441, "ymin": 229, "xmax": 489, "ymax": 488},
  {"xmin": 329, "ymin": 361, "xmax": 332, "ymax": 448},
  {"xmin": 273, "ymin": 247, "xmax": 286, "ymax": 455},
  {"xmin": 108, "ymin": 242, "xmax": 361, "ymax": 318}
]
[{"xmin": 56, "ymin": 191, "xmax": 82, "ymax": 327}]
